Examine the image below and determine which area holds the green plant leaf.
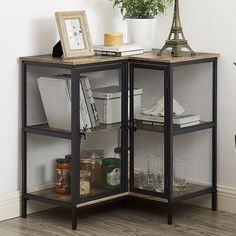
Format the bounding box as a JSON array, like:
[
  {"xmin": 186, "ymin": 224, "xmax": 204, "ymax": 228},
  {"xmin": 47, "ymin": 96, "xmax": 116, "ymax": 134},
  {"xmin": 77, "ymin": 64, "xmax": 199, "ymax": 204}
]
[{"xmin": 110, "ymin": 0, "xmax": 173, "ymax": 19}]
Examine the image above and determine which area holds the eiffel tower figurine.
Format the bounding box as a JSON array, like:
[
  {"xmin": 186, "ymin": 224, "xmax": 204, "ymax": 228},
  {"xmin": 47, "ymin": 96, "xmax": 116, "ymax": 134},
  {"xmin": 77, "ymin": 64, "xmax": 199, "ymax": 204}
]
[{"xmin": 158, "ymin": 0, "xmax": 195, "ymax": 57}]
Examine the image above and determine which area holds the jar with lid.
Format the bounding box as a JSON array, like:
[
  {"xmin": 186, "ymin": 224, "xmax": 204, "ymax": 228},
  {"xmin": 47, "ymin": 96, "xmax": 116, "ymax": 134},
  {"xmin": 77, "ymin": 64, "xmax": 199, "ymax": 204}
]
[
  {"xmin": 102, "ymin": 158, "xmax": 121, "ymax": 188},
  {"xmin": 56, "ymin": 158, "xmax": 71, "ymax": 194},
  {"xmin": 80, "ymin": 156, "xmax": 91, "ymax": 172},
  {"xmin": 114, "ymin": 147, "xmax": 130, "ymax": 176},
  {"xmin": 80, "ymin": 170, "xmax": 91, "ymax": 196},
  {"xmin": 82, "ymin": 150, "xmax": 103, "ymax": 188},
  {"xmin": 90, "ymin": 153, "xmax": 102, "ymax": 187}
]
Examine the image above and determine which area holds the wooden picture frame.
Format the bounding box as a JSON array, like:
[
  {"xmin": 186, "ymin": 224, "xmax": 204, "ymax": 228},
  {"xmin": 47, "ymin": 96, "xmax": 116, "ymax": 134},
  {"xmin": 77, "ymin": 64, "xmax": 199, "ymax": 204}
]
[{"xmin": 55, "ymin": 11, "xmax": 94, "ymax": 59}]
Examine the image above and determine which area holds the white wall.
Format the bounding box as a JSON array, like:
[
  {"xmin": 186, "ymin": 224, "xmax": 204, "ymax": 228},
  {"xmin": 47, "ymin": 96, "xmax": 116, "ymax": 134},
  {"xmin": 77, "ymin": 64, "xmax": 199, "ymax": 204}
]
[
  {"xmin": 155, "ymin": 0, "xmax": 236, "ymax": 189},
  {"xmin": 1, "ymin": 0, "xmax": 236, "ymax": 195},
  {"xmin": 0, "ymin": 0, "xmax": 123, "ymax": 194}
]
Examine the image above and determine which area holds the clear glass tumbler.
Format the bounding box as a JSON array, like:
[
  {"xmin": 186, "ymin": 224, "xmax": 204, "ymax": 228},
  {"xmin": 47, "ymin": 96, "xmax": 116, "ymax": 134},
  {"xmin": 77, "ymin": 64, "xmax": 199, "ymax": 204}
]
[
  {"xmin": 142, "ymin": 154, "xmax": 164, "ymax": 192},
  {"xmin": 174, "ymin": 158, "xmax": 187, "ymax": 192}
]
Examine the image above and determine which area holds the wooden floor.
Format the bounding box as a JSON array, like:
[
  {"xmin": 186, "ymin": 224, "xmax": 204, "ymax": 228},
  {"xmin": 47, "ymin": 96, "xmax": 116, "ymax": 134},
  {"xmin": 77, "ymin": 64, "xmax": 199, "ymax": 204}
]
[{"xmin": 0, "ymin": 202, "xmax": 236, "ymax": 236}]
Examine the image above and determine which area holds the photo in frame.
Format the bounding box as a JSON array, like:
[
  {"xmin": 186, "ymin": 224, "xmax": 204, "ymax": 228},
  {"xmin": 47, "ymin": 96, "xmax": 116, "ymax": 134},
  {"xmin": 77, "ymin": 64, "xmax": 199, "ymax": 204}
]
[{"xmin": 55, "ymin": 11, "xmax": 94, "ymax": 59}]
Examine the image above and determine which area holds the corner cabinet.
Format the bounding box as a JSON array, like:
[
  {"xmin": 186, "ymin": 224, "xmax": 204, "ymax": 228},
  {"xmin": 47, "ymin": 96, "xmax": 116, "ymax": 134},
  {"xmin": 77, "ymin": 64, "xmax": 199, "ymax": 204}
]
[{"xmin": 21, "ymin": 51, "xmax": 218, "ymax": 230}]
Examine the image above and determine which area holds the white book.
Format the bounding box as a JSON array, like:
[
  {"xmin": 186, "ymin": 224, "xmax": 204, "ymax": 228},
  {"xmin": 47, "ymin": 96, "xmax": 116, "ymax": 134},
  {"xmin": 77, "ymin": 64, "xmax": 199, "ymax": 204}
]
[
  {"xmin": 38, "ymin": 76, "xmax": 87, "ymax": 130},
  {"xmin": 37, "ymin": 77, "xmax": 71, "ymax": 130},
  {"xmin": 136, "ymin": 113, "xmax": 200, "ymax": 125},
  {"xmin": 67, "ymin": 79, "xmax": 85, "ymax": 129},
  {"xmin": 94, "ymin": 49, "xmax": 144, "ymax": 57},
  {"xmin": 80, "ymin": 85, "xmax": 92, "ymax": 129},
  {"xmin": 93, "ymin": 86, "xmax": 143, "ymax": 99},
  {"xmin": 93, "ymin": 44, "xmax": 143, "ymax": 52},
  {"xmin": 67, "ymin": 79, "xmax": 86, "ymax": 130},
  {"xmin": 81, "ymin": 77, "xmax": 100, "ymax": 127}
]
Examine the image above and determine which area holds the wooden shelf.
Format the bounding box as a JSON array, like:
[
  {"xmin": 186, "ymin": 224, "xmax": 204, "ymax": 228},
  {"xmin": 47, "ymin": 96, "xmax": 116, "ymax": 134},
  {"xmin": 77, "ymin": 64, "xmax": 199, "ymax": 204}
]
[
  {"xmin": 20, "ymin": 51, "xmax": 219, "ymax": 66},
  {"xmin": 20, "ymin": 54, "xmax": 128, "ymax": 66},
  {"xmin": 27, "ymin": 183, "xmax": 211, "ymax": 207},
  {"xmin": 28, "ymin": 186, "xmax": 121, "ymax": 204},
  {"xmin": 129, "ymin": 50, "xmax": 219, "ymax": 64},
  {"xmin": 173, "ymin": 182, "xmax": 212, "ymax": 198},
  {"xmin": 133, "ymin": 182, "xmax": 212, "ymax": 201},
  {"xmin": 24, "ymin": 123, "xmax": 121, "ymax": 139}
]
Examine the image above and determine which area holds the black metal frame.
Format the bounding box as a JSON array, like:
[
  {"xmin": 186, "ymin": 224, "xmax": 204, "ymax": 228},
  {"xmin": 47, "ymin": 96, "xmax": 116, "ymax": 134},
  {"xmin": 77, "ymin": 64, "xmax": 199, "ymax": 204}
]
[
  {"xmin": 129, "ymin": 58, "xmax": 218, "ymax": 224},
  {"xmin": 21, "ymin": 60, "xmax": 129, "ymax": 230},
  {"xmin": 21, "ymin": 56, "xmax": 217, "ymax": 229}
]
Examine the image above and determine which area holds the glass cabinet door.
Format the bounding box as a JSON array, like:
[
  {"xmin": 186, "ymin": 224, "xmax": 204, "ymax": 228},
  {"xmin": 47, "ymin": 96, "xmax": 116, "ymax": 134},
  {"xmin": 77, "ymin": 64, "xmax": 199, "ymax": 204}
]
[
  {"xmin": 130, "ymin": 66, "xmax": 166, "ymax": 197},
  {"xmin": 75, "ymin": 64, "xmax": 128, "ymax": 204}
]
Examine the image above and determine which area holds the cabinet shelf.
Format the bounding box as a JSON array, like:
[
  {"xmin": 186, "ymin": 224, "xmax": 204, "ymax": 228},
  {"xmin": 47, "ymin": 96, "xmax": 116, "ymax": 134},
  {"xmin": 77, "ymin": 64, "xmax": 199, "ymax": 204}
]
[
  {"xmin": 132, "ymin": 183, "xmax": 212, "ymax": 202},
  {"xmin": 26, "ymin": 186, "xmax": 123, "ymax": 207},
  {"xmin": 135, "ymin": 121, "xmax": 215, "ymax": 135},
  {"xmin": 24, "ymin": 123, "xmax": 121, "ymax": 139}
]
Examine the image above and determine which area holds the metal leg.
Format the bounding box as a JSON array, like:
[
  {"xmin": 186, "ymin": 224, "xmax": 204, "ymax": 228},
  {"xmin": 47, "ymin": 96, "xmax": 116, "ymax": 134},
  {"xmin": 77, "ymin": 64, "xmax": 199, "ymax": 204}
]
[
  {"xmin": 167, "ymin": 203, "xmax": 173, "ymax": 225},
  {"xmin": 212, "ymin": 191, "xmax": 217, "ymax": 211},
  {"xmin": 72, "ymin": 208, "xmax": 77, "ymax": 230},
  {"xmin": 165, "ymin": 65, "xmax": 174, "ymax": 225},
  {"xmin": 71, "ymin": 69, "xmax": 80, "ymax": 231},
  {"xmin": 22, "ymin": 62, "xmax": 27, "ymax": 219},
  {"xmin": 212, "ymin": 59, "xmax": 218, "ymax": 211},
  {"xmin": 22, "ymin": 198, "xmax": 27, "ymax": 218}
]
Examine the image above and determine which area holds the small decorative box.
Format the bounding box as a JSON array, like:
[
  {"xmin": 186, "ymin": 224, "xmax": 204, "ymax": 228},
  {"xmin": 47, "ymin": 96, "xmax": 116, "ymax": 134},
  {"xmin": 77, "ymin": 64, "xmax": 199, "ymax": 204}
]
[{"xmin": 104, "ymin": 33, "xmax": 123, "ymax": 46}]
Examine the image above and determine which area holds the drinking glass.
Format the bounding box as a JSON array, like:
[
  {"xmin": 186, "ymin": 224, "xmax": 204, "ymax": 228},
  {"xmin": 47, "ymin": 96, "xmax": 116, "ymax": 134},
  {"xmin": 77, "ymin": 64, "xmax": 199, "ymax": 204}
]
[{"xmin": 174, "ymin": 158, "xmax": 187, "ymax": 192}]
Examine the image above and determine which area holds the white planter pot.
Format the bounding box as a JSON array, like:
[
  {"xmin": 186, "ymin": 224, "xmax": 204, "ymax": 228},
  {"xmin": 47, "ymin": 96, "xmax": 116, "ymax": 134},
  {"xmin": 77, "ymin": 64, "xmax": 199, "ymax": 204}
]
[{"xmin": 127, "ymin": 19, "xmax": 157, "ymax": 52}]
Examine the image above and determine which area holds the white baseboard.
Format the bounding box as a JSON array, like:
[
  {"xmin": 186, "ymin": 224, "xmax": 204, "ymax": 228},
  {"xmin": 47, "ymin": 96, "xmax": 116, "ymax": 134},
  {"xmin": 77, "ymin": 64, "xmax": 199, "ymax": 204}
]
[
  {"xmin": 0, "ymin": 184, "xmax": 54, "ymax": 222},
  {"xmin": 186, "ymin": 185, "xmax": 236, "ymax": 213},
  {"xmin": 1, "ymin": 185, "xmax": 236, "ymax": 222}
]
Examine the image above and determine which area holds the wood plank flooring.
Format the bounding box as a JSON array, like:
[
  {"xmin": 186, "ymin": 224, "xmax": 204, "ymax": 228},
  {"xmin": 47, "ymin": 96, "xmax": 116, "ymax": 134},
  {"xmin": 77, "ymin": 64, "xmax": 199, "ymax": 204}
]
[{"xmin": 0, "ymin": 202, "xmax": 236, "ymax": 236}]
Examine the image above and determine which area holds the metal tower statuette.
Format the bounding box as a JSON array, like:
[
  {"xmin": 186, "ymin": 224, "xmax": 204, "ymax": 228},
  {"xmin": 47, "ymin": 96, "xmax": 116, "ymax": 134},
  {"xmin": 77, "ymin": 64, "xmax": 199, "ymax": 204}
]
[{"xmin": 158, "ymin": 0, "xmax": 195, "ymax": 57}]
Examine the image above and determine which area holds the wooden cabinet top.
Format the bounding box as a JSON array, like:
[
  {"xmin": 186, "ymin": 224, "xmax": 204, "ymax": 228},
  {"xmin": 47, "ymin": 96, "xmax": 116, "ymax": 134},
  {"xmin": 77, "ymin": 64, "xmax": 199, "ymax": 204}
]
[
  {"xmin": 20, "ymin": 50, "xmax": 219, "ymax": 66},
  {"xmin": 130, "ymin": 50, "xmax": 219, "ymax": 64},
  {"xmin": 20, "ymin": 54, "xmax": 128, "ymax": 66}
]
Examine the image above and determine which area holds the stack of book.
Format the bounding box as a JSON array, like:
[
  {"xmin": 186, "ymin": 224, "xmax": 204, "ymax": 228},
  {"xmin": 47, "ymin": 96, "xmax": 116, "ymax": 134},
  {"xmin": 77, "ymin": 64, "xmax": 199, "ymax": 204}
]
[
  {"xmin": 37, "ymin": 74, "xmax": 100, "ymax": 131},
  {"xmin": 135, "ymin": 113, "xmax": 201, "ymax": 130},
  {"xmin": 93, "ymin": 44, "xmax": 144, "ymax": 57}
]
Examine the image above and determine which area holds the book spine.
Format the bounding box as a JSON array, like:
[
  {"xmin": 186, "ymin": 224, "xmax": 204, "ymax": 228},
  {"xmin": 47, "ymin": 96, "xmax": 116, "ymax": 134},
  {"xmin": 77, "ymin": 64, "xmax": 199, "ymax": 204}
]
[
  {"xmin": 84, "ymin": 77, "xmax": 100, "ymax": 127},
  {"xmin": 81, "ymin": 77, "xmax": 96, "ymax": 127},
  {"xmin": 80, "ymin": 110, "xmax": 85, "ymax": 130},
  {"xmin": 94, "ymin": 51, "xmax": 122, "ymax": 57},
  {"xmin": 67, "ymin": 79, "xmax": 86, "ymax": 130},
  {"xmin": 80, "ymin": 84, "xmax": 92, "ymax": 129},
  {"xmin": 136, "ymin": 120, "xmax": 164, "ymax": 127}
]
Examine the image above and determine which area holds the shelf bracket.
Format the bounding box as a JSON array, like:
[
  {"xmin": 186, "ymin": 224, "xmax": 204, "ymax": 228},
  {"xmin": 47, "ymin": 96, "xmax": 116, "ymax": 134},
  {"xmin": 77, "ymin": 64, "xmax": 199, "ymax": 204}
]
[
  {"xmin": 80, "ymin": 126, "xmax": 87, "ymax": 142},
  {"xmin": 129, "ymin": 121, "xmax": 137, "ymax": 132}
]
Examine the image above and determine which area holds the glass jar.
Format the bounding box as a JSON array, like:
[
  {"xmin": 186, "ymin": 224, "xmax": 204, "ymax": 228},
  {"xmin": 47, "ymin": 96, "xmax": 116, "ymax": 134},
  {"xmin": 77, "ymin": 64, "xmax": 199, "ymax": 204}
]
[
  {"xmin": 174, "ymin": 158, "xmax": 187, "ymax": 192},
  {"xmin": 80, "ymin": 156, "xmax": 91, "ymax": 172},
  {"xmin": 114, "ymin": 147, "xmax": 131, "ymax": 189},
  {"xmin": 56, "ymin": 158, "xmax": 71, "ymax": 194},
  {"xmin": 90, "ymin": 153, "xmax": 102, "ymax": 187},
  {"xmin": 102, "ymin": 158, "xmax": 121, "ymax": 188},
  {"xmin": 80, "ymin": 170, "xmax": 91, "ymax": 196},
  {"xmin": 82, "ymin": 151, "xmax": 103, "ymax": 187}
]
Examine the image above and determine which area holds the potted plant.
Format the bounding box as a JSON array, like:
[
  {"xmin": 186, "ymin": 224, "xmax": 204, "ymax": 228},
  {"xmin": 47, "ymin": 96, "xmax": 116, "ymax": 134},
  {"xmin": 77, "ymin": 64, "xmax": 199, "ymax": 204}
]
[{"xmin": 110, "ymin": 0, "xmax": 172, "ymax": 51}]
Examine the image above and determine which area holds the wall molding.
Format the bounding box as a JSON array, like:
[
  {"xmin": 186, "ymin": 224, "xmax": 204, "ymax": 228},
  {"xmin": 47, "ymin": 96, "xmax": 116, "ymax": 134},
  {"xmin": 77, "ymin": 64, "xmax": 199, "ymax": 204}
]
[
  {"xmin": 0, "ymin": 184, "xmax": 54, "ymax": 222},
  {"xmin": 1, "ymin": 185, "xmax": 236, "ymax": 222}
]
